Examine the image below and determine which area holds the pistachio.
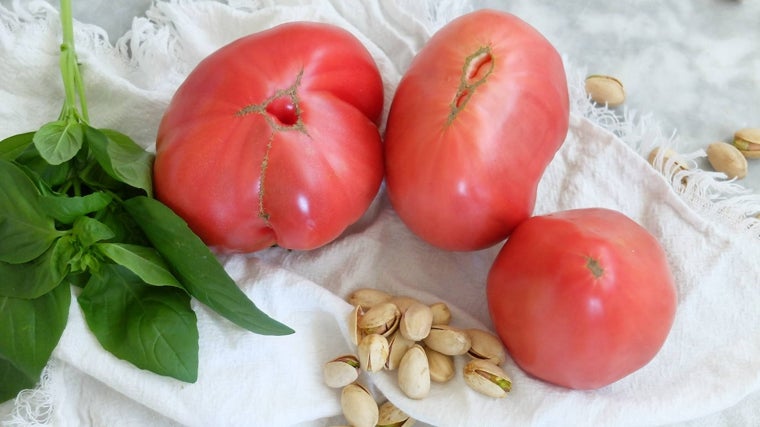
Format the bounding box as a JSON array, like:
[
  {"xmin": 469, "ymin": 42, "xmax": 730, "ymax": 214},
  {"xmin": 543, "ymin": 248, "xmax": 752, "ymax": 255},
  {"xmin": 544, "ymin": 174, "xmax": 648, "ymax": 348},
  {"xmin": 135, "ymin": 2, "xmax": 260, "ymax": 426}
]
[
  {"xmin": 466, "ymin": 329, "xmax": 507, "ymax": 366},
  {"xmin": 423, "ymin": 325, "xmax": 472, "ymax": 356},
  {"xmin": 463, "ymin": 359, "xmax": 512, "ymax": 398},
  {"xmin": 357, "ymin": 334, "xmax": 389, "ymax": 373},
  {"xmin": 429, "ymin": 302, "xmax": 451, "ymax": 325},
  {"xmin": 324, "ymin": 354, "xmax": 360, "ymax": 388},
  {"xmin": 377, "ymin": 401, "xmax": 415, "ymax": 427},
  {"xmin": 358, "ymin": 302, "xmax": 401, "ymax": 338},
  {"xmin": 341, "ymin": 383, "xmax": 379, "ymax": 427},
  {"xmin": 647, "ymin": 147, "xmax": 689, "ymax": 175},
  {"xmin": 397, "ymin": 345, "xmax": 431, "ymax": 399},
  {"xmin": 348, "ymin": 305, "xmax": 365, "ymax": 346},
  {"xmin": 348, "ymin": 288, "xmax": 393, "ymax": 310},
  {"xmin": 389, "ymin": 296, "xmax": 419, "ymax": 314},
  {"xmin": 584, "ymin": 74, "xmax": 625, "ymax": 107},
  {"xmin": 386, "ymin": 331, "xmax": 416, "ymax": 371},
  {"xmin": 425, "ymin": 347, "xmax": 455, "ymax": 383},
  {"xmin": 706, "ymin": 142, "xmax": 748, "ymax": 179},
  {"xmin": 399, "ymin": 302, "xmax": 433, "ymax": 341},
  {"xmin": 733, "ymin": 128, "xmax": 760, "ymax": 159}
]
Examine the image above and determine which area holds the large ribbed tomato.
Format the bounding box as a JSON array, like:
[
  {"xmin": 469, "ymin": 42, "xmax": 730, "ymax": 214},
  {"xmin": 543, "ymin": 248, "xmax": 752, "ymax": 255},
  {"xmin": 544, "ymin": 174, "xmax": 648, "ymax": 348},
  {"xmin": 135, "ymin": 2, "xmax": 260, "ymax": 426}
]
[
  {"xmin": 487, "ymin": 208, "xmax": 678, "ymax": 390},
  {"xmin": 154, "ymin": 22, "xmax": 384, "ymax": 253},
  {"xmin": 384, "ymin": 9, "xmax": 569, "ymax": 251}
]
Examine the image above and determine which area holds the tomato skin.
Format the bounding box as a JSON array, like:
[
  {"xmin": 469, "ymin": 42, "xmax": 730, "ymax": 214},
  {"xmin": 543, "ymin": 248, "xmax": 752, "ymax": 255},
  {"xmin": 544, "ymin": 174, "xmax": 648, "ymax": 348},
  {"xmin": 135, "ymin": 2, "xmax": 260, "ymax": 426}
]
[
  {"xmin": 487, "ymin": 208, "xmax": 677, "ymax": 390},
  {"xmin": 384, "ymin": 10, "xmax": 569, "ymax": 251},
  {"xmin": 154, "ymin": 22, "xmax": 384, "ymax": 253}
]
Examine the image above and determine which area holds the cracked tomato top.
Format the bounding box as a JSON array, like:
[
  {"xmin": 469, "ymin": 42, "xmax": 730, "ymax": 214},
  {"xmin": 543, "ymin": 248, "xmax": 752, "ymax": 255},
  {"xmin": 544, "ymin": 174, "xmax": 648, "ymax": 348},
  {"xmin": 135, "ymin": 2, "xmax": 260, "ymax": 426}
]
[{"xmin": 153, "ymin": 22, "xmax": 385, "ymax": 253}]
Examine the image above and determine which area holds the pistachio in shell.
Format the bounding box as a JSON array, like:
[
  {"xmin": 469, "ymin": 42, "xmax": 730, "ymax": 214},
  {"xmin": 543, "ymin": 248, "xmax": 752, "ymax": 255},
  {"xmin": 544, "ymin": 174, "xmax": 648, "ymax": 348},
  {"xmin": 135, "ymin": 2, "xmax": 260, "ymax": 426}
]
[
  {"xmin": 466, "ymin": 328, "xmax": 507, "ymax": 366},
  {"xmin": 425, "ymin": 347, "xmax": 455, "ymax": 383},
  {"xmin": 377, "ymin": 401, "xmax": 415, "ymax": 427},
  {"xmin": 386, "ymin": 331, "xmax": 416, "ymax": 371},
  {"xmin": 389, "ymin": 295, "xmax": 420, "ymax": 314},
  {"xmin": 348, "ymin": 288, "xmax": 393, "ymax": 310},
  {"xmin": 733, "ymin": 127, "xmax": 760, "ymax": 159},
  {"xmin": 324, "ymin": 354, "xmax": 360, "ymax": 388},
  {"xmin": 429, "ymin": 302, "xmax": 451, "ymax": 325},
  {"xmin": 584, "ymin": 74, "xmax": 625, "ymax": 107},
  {"xmin": 706, "ymin": 142, "xmax": 748, "ymax": 179},
  {"xmin": 399, "ymin": 301, "xmax": 433, "ymax": 341},
  {"xmin": 463, "ymin": 359, "xmax": 512, "ymax": 398},
  {"xmin": 341, "ymin": 383, "xmax": 379, "ymax": 427},
  {"xmin": 357, "ymin": 333, "xmax": 389, "ymax": 373},
  {"xmin": 358, "ymin": 302, "xmax": 401, "ymax": 338},
  {"xmin": 647, "ymin": 147, "xmax": 689, "ymax": 176},
  {"xmin": 348, "ymin": 304, "xmax": 365, "ymax": 346},
  {"xmin": 397, "ymin": 345, "xmax": 431, "ymax": 399},
  {"xmin": 423, "ymin": 325, "xmax": 472, "ymax": 356}
]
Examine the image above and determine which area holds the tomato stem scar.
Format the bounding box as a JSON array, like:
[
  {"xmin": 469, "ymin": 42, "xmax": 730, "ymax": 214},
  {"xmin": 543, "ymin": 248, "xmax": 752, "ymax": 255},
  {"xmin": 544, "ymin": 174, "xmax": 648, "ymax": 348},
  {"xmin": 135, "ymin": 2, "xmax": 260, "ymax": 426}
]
[
  {"xmin": 448, "ymin": 46, "xmax": 494, "ymax": 125},
  {"xmin": 586, "ymin": 257, "xmax": 604, "ymax": 278},
  {"xmin": 236, "ymin": 69, "xmax": 307, "ymax": 134},
  {"xmin": 236, "ymin": 69, "xmax": 309, "ymax": 225}
]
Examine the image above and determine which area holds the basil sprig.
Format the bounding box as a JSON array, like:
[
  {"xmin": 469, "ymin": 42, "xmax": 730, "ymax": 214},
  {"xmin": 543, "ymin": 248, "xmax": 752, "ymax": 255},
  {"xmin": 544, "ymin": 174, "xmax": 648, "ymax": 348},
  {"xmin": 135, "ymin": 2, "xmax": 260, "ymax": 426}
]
[{"xmin": 0, "ymin": 0, "xmax": 292, "ymax": 402}]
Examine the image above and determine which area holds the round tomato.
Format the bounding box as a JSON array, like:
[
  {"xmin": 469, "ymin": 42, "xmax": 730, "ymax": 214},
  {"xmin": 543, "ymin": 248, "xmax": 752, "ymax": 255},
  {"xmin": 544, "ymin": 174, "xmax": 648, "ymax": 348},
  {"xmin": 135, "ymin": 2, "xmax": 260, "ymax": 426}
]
[
  {"xmin": 153, "ymin": 22, "xmax": 384, "ymax": 253},
  {"xmin": 384, "ymin": 9, "xmax": 569, "ymax": 251},
  {"xmin": 487, "ymin": 208, "xmax": 677, "ymax": 389}
]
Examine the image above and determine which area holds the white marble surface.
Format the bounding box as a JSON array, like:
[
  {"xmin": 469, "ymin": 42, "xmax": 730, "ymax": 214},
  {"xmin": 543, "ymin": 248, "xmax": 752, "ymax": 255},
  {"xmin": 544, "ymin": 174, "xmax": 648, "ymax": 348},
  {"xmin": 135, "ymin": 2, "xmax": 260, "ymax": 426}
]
[{"xmin": 20, "ymin": 0, "xmax": 760, "ymax": 195}]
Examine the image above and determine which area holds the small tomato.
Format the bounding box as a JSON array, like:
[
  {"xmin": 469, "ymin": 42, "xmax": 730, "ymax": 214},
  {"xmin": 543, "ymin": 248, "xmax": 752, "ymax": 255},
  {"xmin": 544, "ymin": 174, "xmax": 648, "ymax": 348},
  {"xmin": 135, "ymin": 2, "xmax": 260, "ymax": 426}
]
[{"xmin": 487, "ymin": 208, "xmax": 677, "ymax": 389}]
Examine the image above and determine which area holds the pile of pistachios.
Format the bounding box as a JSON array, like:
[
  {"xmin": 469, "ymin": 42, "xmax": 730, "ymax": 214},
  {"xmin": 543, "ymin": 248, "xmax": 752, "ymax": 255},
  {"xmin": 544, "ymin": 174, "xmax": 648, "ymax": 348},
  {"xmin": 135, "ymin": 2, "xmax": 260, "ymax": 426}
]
[{"xmin": 323, "ymin": 288, "xmax": 511, "ymax": 427}]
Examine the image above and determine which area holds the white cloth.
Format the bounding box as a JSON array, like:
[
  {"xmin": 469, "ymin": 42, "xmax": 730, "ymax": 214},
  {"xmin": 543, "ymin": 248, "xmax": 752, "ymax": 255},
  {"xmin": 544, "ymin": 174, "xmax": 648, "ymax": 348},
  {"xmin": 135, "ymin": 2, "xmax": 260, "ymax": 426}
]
[{"xmin": 2, "ymin": 1, "xmax": 760, "ymax": 426}]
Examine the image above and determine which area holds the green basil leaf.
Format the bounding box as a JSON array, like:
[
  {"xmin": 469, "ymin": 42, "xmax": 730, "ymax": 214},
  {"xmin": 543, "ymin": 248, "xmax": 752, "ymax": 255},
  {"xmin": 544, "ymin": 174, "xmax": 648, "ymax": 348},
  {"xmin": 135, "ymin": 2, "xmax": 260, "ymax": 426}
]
[
  {"xmin": 0, "ymin": 159, "xmax": 62, "ymax": 264},
  {"xmin": 78, "ymin": 264, "xmax": 198, "ymax": 382},
  {"xmin": 0, "ymin": 132, "xmax": 35, "ymax": 161},
  {"xmin": 0, "ymin": 358, "xmax": 36, "ymax": 402},
  {"xmin": 0, "ymin": 237, "xmax": 70, "ymax": 299},
  {"xmin": 39, "ymin": 191, "xmax": 113, "ymax": 224},
  {"xmin": 96, "ymin": 243, "xmax": 183, "ymax": 288},
  {"xmin": 72, "ymin": 216, "xmax": 115, "ymax": 248},
  {"xmin": 14, "ymin": 145, "xmax": 71, "ymax": 188},
  {"xmin": 32, "ymin": 120, "xmax": 84, "ymax": 165},
  {"xmin": 86, "ymin": 127, "xmax": 154, "ymax": 197},
  {"xmin": 0, "ymin": 282, "xmax": 71, "ymax": 401},
  {"xmin": 122, "ymin": 196, "xmax": 294, "ymax": 336},
  {"xmin": 97, "ymin": 203, "xmax": 149, "ymax": 246}
]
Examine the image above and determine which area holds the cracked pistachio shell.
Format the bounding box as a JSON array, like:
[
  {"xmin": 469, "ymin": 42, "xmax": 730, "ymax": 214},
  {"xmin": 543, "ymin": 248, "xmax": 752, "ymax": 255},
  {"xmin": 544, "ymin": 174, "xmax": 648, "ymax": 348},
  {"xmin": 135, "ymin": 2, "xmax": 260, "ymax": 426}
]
[
  {"xmin": 463, "ymin": 359, "xmax": 512, "ymax": 398},
  {"xmin": 324, "ymin": 354, "xmax": 360, "ymax": 388},
  {"xmin": 386, "ymin": 331, "xmax": 416, "ymax": 371},
  {"xmin": 707, "ymin": 142, "xmax": 747, "ymax": 179},
  {"xmin": 399, "ymin": 302, "xmax": 433, "ymax": 341},
  {"xmin": 423, "ymin": 325, "xmax": 472, "ymax": 356},
  {"xmin": 426, "ymin": 348, "xmax": 455, "ymax": 383},
  {"xmin": 341, "ymin": 383, "xmax": 379, "ymax": 427},
  {"xmin": 358, "ymin": 333, "xmax": 389, "ymax": 373},
  {"xmin": 466, "ymin": 329, "xmax": 507, "ymax": 366},
  {"xmin": 733, "ymin": 128, "xmax": 760, "ymax": 159},
  {"xmin": 358, "ymin": 302, "xmax": 401, "ymax": 338},
  {"xmin": 348, "ymin": 288, "xmax": 393, "ymax": 310},
  {"xmin": 378, "ymin": 401, "xmax": 415, "ymax": 427},
  {"xmin": 397, "ymin": 345, "xmax": 430, "ymax": 399},
  {"xmin": 429, "ymin": 302, "xmax": 451, "ymax": 325},
  {"xmin": 349, "ymin": 305, "xmax": 365, "ymax": 346},
  {"xmin": 584, "ymin": 74, "xmax": 625, "ymax": 107}
]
